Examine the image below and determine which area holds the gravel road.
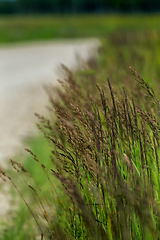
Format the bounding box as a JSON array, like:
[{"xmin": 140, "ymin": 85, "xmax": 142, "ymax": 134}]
[
  {"xmin": 0, "ymin": 39, "xmax": 99, "ymax": 166},
  {"xmin": 0, "ymin": 39, "xmax": 100, "ymax": 217}
]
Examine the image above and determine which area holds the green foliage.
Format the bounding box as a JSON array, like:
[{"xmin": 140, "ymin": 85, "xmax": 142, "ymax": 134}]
[{"xmin": 0, "ymin": 14, "xmax": 160, "ymax": 44}]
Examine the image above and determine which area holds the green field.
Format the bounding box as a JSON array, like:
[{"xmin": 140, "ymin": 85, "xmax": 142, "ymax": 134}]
[
  {"xmin": 0, "ymin": 14, "xmax": 160, "ymax": 43},
  {"xmin": 1, "ymin": 14, "xmax": 160, "ymax": 240}
]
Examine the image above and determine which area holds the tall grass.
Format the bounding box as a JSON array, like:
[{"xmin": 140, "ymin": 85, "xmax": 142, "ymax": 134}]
[{"xmin": 1, "ymin": 30, "xmax": 160, "ymax": 239}]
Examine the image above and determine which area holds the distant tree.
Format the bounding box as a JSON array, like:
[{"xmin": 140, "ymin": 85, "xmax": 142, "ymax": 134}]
[
  {"xmin": 0, "ymin": 1, "xmax": 17, "ymax": 14},
  {"xmin": 140, "ymin": 0, "xmax": 160, "ymax": 11},
  {"xmin": 107, "ymin": 0, "xmax": 143, "ymax": 11},
  {"xmin": 17, "ymin": 0, "xmax": 55, "ymax": 13},
  {"xmin": 1, "ymin": 0, "xmax": 160, "ymax": 14},
  {"xmin": 107, "ymin": 0, "xmax": 160, "ymax": 11},
  {"xmin": 17, "ymin": 0, "xmax": 107, "ymax": 13}
]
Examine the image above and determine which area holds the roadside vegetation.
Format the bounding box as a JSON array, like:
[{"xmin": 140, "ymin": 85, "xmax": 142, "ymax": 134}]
[{"xmin": 1, "ymin": 15, "xmax": 160, "ymax": 239}]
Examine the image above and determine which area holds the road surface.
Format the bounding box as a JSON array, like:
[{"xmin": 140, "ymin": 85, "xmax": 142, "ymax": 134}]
[{"xmin": 0, "ymin": 39, "xmax": 100, "ymax": 217}]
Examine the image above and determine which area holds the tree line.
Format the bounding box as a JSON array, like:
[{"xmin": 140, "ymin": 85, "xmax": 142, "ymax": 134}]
[{"xmin": 0, "ymin": 0, "xmax": 160, "ymax": 14}]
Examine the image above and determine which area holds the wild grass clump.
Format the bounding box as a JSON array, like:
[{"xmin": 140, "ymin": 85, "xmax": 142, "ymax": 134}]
[
  {"xmin": 1, "ymin": 31, "xmax": 160, "ymax": 239},
  {"xmin": 41, "ymin": 66, "xmax": 160, "ymax": 239}
]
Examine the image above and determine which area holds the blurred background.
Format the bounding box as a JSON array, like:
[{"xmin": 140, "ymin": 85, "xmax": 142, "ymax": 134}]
[
  {"xmin": 0, "ymin": 0, "xmax": 159, "ymax": 159},
  {"xmin": 0, "ymin": 0, "xmax": 160, "ymax": 159},
  {"xmin": 0, "ymin": 0, "xmax": 160, "ymax": 14},
  {"xmin": 1, "ymin": 0, "xmax": 160, "ymax": 238},
  {"xmin": 0, "ymin": 0, "xmax": 159, "ymax": 44}
]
